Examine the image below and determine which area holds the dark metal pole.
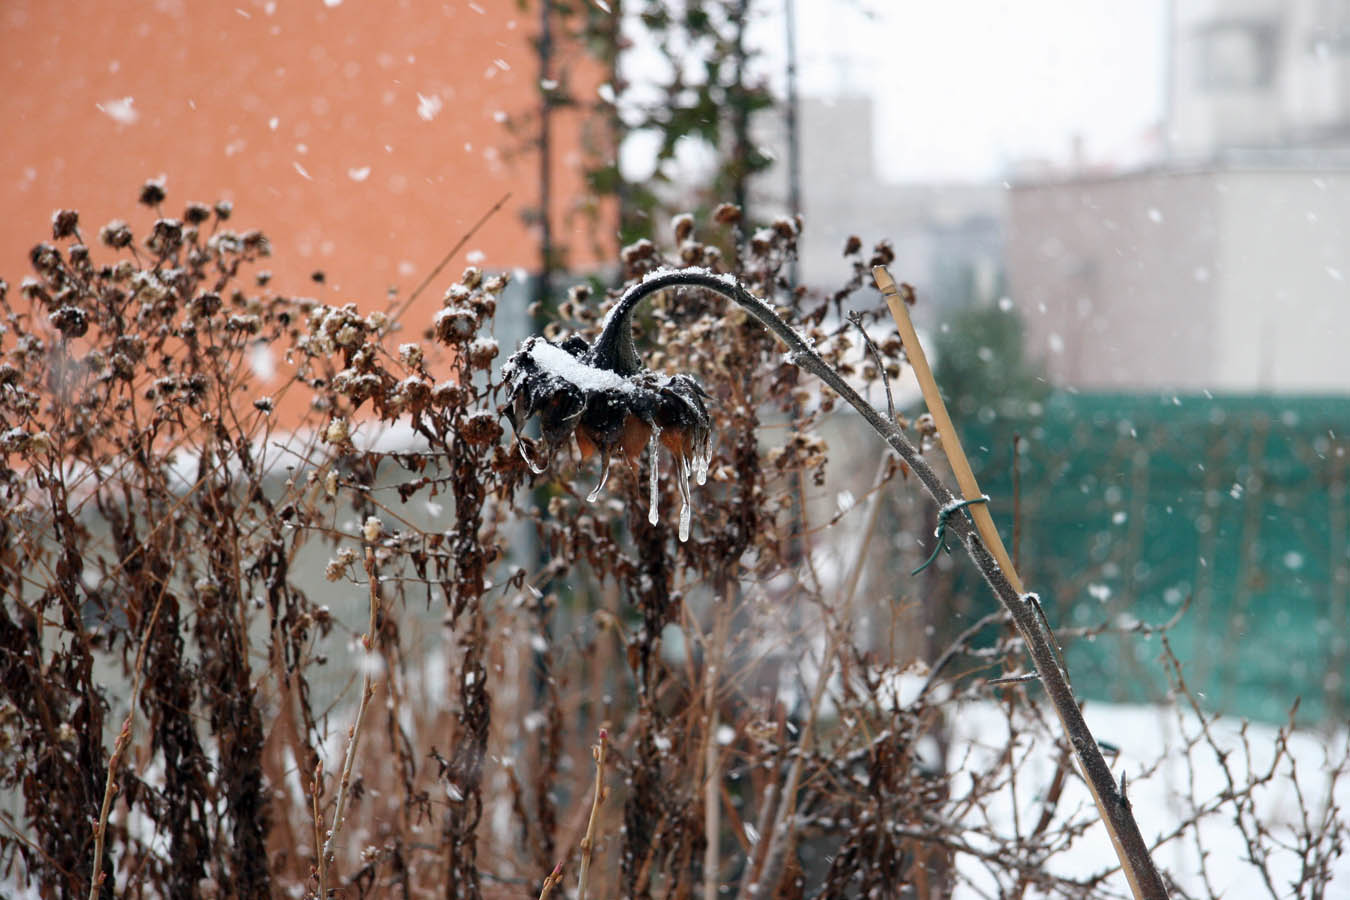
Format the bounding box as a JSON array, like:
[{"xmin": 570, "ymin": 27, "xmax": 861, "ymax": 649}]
[
  {"xmin": 785, "ymin": 0, "xmax": 802, "ymax": 282},
  {"xmin": 730, "ymin": 0, "xmax": 751, "ymax": 222},
  {"xmin": 537, "ymin": 0, "xmax": 555, "ymax": 309}
]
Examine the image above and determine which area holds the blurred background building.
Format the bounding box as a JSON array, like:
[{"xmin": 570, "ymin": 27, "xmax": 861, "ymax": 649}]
[
  {"xmin": 1009, "ymin": 0, "xmax": 1350, "ymax": 393},
  {"xmin": 0, "ymin": 0, "xmax": 599, "ymax": 326}
]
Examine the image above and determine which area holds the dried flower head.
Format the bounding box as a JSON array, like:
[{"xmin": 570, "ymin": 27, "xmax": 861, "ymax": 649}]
[
  {"xmin": 138, "ymin": 177, "xmax": 167, "ymax": 207},
  {"xmin": 99, "ymin": 220, "xmax": 133, "ymax": 249},
  {"xmin": 671, "ymin": 212, "xmax": 695, "ymax": 243},
  {"xmin": 362, "ymin": 516, "xmax": 382, "ymax": 542},
  {"xmin": 51, "ymin": 209, "xmax": 79, "ymax": 240},
  {"xmin": 183, "ymin": 202, "xmax": 212, "ymax": 225},
  {"xmin": 502, "ymin": 270, "xmax": 720, "ymax": 540},
  {"xmin": 712, "ymin": 202, "xmax": 741, "ymax": 226}
]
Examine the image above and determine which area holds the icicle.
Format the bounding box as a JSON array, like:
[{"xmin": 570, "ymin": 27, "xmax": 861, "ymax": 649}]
[
  {"xmin": 518, "ymin": 438, "xmax": 548, "ymax": 475},
  {"xmin": 587, "ymin": 449, "xmax": 612, "ymax": 503},
  {"xmin": 570, "ymin": 432, "xmax": 583, "ymax": 464},
  {"xmin": 647, "ymin": 427, "xmax": 661, "ymax": 525},
  {"xmin": 693, "ymin": 444, "xmax": 710, "ymax": 486},
  {"xmin": 677, "ymin": 454, "xmax": 692, "ymax": 542}
]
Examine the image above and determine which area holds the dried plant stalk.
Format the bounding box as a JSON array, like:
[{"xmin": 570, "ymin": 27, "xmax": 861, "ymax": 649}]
[
  {"xmin": 87, "ymin": 590, "xmax": 168, "ymax": 900},
  {"xmin": 538, "ymin": 861, "xmax": 564, "ymax": 900},
  {"xmin": 577, "ymin": 728, "xmax": 609, "ymax": 900},
  {"xmin": 317, "ymin": 546, "xmax": 383, "ymax": 896}
]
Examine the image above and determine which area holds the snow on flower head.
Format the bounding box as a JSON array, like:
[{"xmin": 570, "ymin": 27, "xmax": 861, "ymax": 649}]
[{"xmin": 501, "ymin": 270, "xmax": 720, "ymax": 541}]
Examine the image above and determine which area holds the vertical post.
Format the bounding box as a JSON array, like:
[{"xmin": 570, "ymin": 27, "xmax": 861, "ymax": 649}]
[
  {"xmin": 784, "ymin": 0, "xmax": 802, "ymax": 284},
  {"xmin": 537, "ymin": 0, "xmax": 555, "ymax": 310},
  {"xmin": 730, "ymin": 0, "xmax": 751, "ymax": 221}
]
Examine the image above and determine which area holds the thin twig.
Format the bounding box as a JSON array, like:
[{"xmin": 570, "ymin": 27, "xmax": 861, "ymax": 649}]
[
  {"xmin": 986, "ymin": 672, "xmax": 1040, "ymax": 687},
  {"xmin": 703, "ymin": 594, "xmax": 731, "ymax": 900},
  {"xmin": 317, "ymin": 547, "xmax": 383, "ymax": 896},
  {"xmin": 736, "ymin": 619, "xmax": 842, "ymax": 900},
  {"xmin": 88, "ymin": 588, "xmax": 169, "ymax": 900},
  {"xmin": 577, "ymin": 728, "xmax": 609, "ymax": 900},
  {"xmin": 538, "ymin": 861, "xmax": 564, "ymax": 900},
  {"xmin": 387, "ymin": 191, "xmax": 512, "ymax": 324},
  {"xmin": 839, "ymin": 456, "xmax": 892, "ymax": 611},
  {"xmin": 849, "ymin": 311, "xmax": 896, "ymax": 423}
]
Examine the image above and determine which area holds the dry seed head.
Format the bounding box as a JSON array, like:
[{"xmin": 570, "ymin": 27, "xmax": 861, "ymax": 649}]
[
  {"xmin": 100, "ymin": 220, "xmax": 133, "ymax": 249},
  {"xmin": 399, "ymin": 376, "xmax": 431, "ymax": 409},
  {"xmin": 325, "ymin": 417, "xmax": 350, "ymax": 445},
  {"xmin": 712, "ymin": 202, "xmax": 741, "ymax": 225},
  {"xmin": 138, "ymin": 177, "xmax": 167, "ymax": 207},
  {"xmin": 49, "ymin": 306, "xmax": 89, "ymax": 338},
  {"xmin": 363, "ymin": 516, "xmax": 382, "ymax": 542},
  {"xmin": 620, "ymin": 238, "xmax": 656, "ymax": 268},
  {"xmin": 432, "ymin": 380, "xmax": 464, "ymax": 407},
  {"xmin": 51, "ymin": 209, "xmax": 79, "ymax": 240},
  {"xmin": 461, "ymin": 410, "xmax": 503, "ymax": 446},
  {"xmin": 671, "ymin": 212, "xmax": 695, "ymax": 243},
  {"xmin": 399, "ymin": 342, "xmax": 424, "ymax": 368},
  {"xmin": 183, "ymin": 202, "xmax": 211, "ymax": 225},
  {"xmin": 467, "ymin": 336, "xmax": 498, "ymax": 369},
  {"xmin": 869, "ymin": 240, "xmax": 896, "ymax": 268},
  {"xmin": 30, "ymin": 242, "xmax": 61, "ymax": 275},
  {"xmin": 434, "ymin": 306, "xmax": 477, "ymax": 344}
]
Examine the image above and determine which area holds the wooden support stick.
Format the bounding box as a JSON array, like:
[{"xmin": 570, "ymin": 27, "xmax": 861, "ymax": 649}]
[{"xmin": 873, "ymin": 265, "xmax": 1024, "ymax": 594}]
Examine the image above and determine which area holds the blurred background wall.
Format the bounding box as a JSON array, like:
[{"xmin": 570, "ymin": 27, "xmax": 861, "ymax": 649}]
[{"xmin": 0, "ymin": 0, "xmax": 602, "ymax": 315}]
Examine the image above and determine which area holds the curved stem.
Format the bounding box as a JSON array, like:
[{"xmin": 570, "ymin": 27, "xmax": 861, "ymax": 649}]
[{"xmin": 598, "ymin": 267, "xmax": 1167, "ymax": 899}]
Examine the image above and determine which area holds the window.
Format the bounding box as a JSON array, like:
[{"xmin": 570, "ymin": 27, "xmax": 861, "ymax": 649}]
[{"xmin": 1194, "ymin": 20, "xmax": 1279, "ymax": 90}]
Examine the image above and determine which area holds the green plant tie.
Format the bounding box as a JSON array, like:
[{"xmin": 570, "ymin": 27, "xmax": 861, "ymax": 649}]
[{"xmin": 911, "ymin": 496, "xmax": 990, "ymax": 576}]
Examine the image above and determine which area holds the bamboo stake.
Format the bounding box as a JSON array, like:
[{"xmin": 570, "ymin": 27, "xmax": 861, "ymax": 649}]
[{"xmin": 872, "ymin": 266, "xmax": 1023, "ymax": 594}]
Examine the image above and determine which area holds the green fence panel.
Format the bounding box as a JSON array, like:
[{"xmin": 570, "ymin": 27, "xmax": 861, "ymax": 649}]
[{"xmin": 954, "ymin": 392, "xmax": 1350, "ymax": 724}]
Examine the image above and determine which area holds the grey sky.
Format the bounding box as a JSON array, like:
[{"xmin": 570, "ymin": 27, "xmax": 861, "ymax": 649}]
[{"xmin": 772, "ymin": 0, "xmax": 1169, "ymax": 180}]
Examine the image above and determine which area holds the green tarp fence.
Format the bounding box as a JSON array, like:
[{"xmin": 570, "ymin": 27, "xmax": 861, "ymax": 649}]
[{"xmin": 955, "ymin": 392, "xmax": 1350, "ymax": 724}]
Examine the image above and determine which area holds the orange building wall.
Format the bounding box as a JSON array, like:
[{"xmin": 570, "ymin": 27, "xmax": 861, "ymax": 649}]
[{"xmin": 1, "ymin": 0, "xmax": 605, "ymax": 312}]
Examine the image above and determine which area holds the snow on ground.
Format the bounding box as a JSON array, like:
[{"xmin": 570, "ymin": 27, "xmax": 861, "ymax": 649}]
[{"xmin": 946, "ymin": 697, "xmax": 1349, "ymax": 898}]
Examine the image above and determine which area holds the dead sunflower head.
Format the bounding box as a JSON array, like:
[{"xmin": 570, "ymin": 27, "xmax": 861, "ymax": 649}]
[{"xmin": 501, "ymin": 270, "xmax": 718, "ymax": 540}]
